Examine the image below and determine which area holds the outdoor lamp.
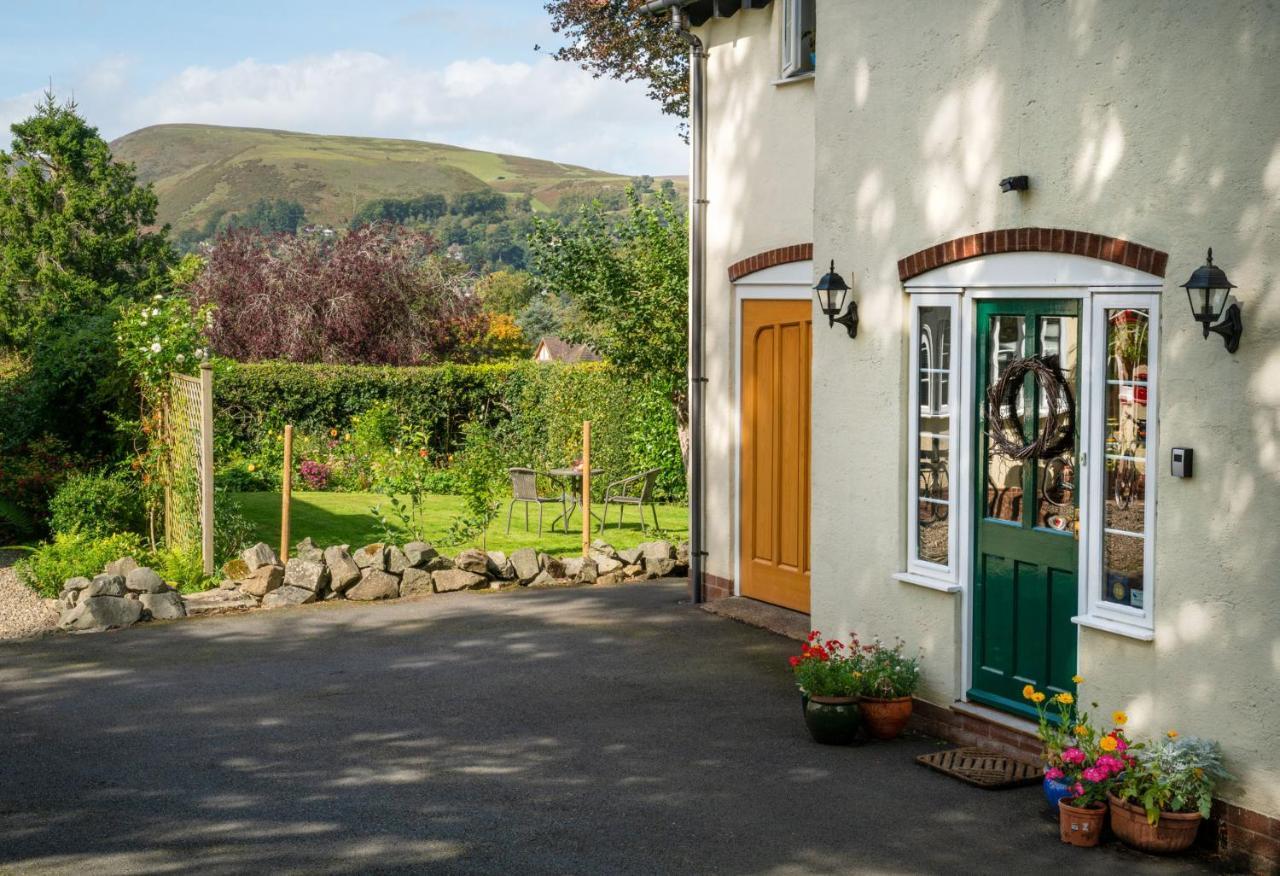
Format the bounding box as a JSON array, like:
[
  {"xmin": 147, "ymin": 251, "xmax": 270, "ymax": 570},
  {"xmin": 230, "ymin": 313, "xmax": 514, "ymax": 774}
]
[
  {"xmin": 814, "ymin": 260, "xmax": 858, "ymax": 338},
  {"xmin": 1181, "ymin": 247, "xmax": 1242, "ymax": 353}
]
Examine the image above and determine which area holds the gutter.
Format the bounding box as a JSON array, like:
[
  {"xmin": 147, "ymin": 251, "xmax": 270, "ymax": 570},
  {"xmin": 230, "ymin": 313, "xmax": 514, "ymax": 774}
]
[{"xmin": 640, "ymin": 0, "xmax": 707, "ymax": 605}]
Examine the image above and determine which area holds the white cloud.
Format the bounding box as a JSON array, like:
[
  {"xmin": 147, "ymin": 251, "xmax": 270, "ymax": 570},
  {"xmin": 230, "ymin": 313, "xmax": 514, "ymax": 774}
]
[{"xmin": 3, "ymin": 50, "xmax": 687, "ymax": 176}]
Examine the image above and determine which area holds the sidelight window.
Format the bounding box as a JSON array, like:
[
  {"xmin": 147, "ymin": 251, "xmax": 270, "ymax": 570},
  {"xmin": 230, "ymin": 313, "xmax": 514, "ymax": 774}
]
[{"xmin": 906, "ymin": 296, "xmax": 959, "ymax": 579}]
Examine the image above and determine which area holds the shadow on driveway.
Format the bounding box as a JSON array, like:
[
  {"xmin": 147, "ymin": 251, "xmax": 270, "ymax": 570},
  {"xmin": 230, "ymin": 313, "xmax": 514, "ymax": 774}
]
[{"xmin": 0, "ymin": 582, "xmax": 1214, "ymax": 874}]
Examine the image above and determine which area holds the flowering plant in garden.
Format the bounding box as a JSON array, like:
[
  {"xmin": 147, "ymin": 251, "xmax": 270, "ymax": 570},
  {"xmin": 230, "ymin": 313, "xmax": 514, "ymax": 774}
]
[
  {"xmin": 1026, "ymin": 683, "xmax": 1134, "ymax": 807},
  {"xmin": 298, "ymin": 459, "xmax": 331, "ymax": 491},
  {"xmin": 858, "ymin": 638, "xmax": 922, "ymax": 699},
  {"xmin": 790, "ymin": 631, "xmax": 864, "ymax": 698},
  {"xmin": 1025, "ymin": 677, "xmax": 1083, "ymax": 765},
  {"xmin": 115, "ymin": 292, "xmax": 212, "ymax": 389},
  {"xmin": 1112, "ymin": 733, "xmax": 1230, "ymax": 824}
]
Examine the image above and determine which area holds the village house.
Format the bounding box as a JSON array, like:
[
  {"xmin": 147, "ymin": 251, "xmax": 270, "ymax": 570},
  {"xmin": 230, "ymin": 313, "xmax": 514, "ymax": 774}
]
[{"xmin": 667, "ymin": 0, "xmax": 1279, "ymax": 868}]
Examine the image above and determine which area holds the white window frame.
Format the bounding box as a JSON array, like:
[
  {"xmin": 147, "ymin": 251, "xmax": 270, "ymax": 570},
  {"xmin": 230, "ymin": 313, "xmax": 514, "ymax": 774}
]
[
  {"xmin": 1075, "ymin": 293, "xmax": 1160, "ymax": 639},
  {"xmin": 780, "ymin": 0, "xmax": 815, "ymax": 79},
  {"xmin": 901, "ymin": 293, "xmax": 962, "ymax": 587}
]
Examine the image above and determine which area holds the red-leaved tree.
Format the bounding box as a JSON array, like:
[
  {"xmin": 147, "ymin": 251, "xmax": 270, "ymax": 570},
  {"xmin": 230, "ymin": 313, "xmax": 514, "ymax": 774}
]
[{"xmin": 191, "ymin": 226, "xmax": 489, "ymax": 365}]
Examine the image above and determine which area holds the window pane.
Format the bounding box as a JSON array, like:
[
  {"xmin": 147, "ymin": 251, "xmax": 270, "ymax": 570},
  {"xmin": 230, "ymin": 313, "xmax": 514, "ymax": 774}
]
[
  {"xmin": 1103, "ymin": 532, "xmax": 1144, "ymax": 608},
  {"xmin": 1036, "ymin": 450, "xmax": 1077, "ymax": 532},
  {"xmin": 917, "ymin": 501, "xmax": 948, "ymax": 565},
  {"xmin": 1105, "ymin": 456, "xmax": 1146, "ymax": 535},
  {"xmin": 914, "ymin": 305, "xmax": 951, "ymax": 568},
  {"xmin": 1106, "ymin": 309, "xmax": 1150, "ymax": 382},
  {"xmin": 1034, "ymin": 315, "xmax": 1078, "ymax": 531},
  {"xmin": 1101, "ymin": 307, "xmax": 1150, "ymax": 611},
  {"xmin": 985, "ymin": 314, "xmax": 1025, "ymax": 523},
  {"xmin": 918, "ymin": 435, "xmax": 949, "ymax": 501}
]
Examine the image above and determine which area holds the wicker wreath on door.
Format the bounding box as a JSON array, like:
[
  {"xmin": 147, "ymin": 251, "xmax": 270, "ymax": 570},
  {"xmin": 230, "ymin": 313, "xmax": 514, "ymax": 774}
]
[{"xmin": 986, "ymin": 355, "xmax": 1075, "ymax": 460}]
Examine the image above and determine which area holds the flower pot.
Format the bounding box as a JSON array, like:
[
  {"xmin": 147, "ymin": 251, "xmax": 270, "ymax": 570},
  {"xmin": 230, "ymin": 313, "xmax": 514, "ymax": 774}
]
[
  {"xmin": 1108, "ymin": 793, "xmax": 1202, "ymax": 854},
  {"xmin": 859, "ymin": 696, "xmax": 912, "ymax": 740},
  {"xmin": 1059, "ymin": 799, "xmax": 1106, "ymax": 847},
  {"xmin": 1044, "ymin": 776, "xmax": 1074, "ymax": 810},
  {"xmin": 802, "ymin": 695, "xmax": 861, "ymax": 745}
]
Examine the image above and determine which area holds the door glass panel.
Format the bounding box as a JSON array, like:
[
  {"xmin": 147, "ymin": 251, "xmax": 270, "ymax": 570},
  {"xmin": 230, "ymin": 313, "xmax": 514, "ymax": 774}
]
[
  {"xmin": 1034, "ymin": 315, "xmax": 1078, "ymax": 532},
  {"xmin": 985, "ymin": 315, "xmax": 1024, "ymax": 522},
  {"xmin": 1102, "ymin": 308, "xmax": 1150, "ymax": 606}
]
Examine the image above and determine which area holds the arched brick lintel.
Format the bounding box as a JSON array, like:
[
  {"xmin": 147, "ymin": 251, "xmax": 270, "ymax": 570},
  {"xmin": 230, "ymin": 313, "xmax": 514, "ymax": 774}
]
[
  {"xmin": 728, "ymin": 243, "xmax": 813, "ymax": 282},
  {"xmin": 897, "ymin": 228, "xmax": 1168, "ymax": 282}
]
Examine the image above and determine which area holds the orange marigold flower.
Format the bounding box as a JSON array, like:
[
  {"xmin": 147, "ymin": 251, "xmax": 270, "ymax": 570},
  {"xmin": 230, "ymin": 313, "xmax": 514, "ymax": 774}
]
[
  {"xmin": 1022, "ymin": 684, "xmax": 1036, "ymax": 700},
  {"xmin": 1071, "ymin": 675, "xmax": 1084, "ymax": 684},
  {"xmin": 1112, "ymin": 711, "xmax": 1128, "ymax": 726},
  {"xmin": 1031, "ymin": 692, "xmax": 1046, "ymax": 703},
  {"xmin": 1099, "ymin": 735, "xmax": 1118, "ymax": 752},
  {"xmin": 1167, "ymin": 729, "xmax": 1179, "ymax": 739},
  {"xmin": 1055, "ymin": 692, "xmax": 1074, "ymax": 705},
  {"xmin": 1074, "ymin": 725, "xmax": 1088, "ymax": 737}
]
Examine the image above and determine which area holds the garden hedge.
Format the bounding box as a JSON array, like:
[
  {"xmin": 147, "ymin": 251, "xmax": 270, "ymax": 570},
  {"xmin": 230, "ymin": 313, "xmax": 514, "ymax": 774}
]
[{"xmin": 213, "ymin": 361, "xmax": 686, "ymax": 500}]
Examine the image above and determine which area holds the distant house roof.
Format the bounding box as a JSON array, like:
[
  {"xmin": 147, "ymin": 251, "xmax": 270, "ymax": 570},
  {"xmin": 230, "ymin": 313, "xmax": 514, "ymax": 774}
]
[{"xmin": 533, "ymin": 336, "xmax": 601, "ymax": 364}]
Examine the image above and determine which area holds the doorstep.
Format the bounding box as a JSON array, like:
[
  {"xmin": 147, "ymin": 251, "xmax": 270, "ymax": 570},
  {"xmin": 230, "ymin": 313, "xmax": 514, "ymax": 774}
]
[
  {"xmin": 909, "ymin": 698, "xmax": 1042, "ymax": 761},
  {"xmin": 699, "ymin": 596, "xmax": 808, "ymax": 641}
]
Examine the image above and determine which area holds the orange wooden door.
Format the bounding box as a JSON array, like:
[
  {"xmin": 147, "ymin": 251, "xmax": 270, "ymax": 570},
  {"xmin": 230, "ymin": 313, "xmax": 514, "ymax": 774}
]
[{"xmin": 740, "ymin": 299, "xmax": 811, "ymax": 613}]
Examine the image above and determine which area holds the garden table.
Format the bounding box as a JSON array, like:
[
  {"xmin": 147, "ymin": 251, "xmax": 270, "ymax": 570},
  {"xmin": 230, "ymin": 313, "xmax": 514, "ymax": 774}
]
[{"xmin": 547, "ymin": 467, "xmax": 603, "ymax": 533}]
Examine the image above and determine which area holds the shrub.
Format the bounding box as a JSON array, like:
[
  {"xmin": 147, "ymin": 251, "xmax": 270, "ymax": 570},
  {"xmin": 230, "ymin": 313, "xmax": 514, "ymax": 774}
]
[
  {"xmin": 859, "ymin": 638, "xmax": 923, "ymax": 699},
  {"xmin": 298, "ymin": 460, "xmax": 331, "ymax": 490},
  {"xmin": 789, "ymin": 632, "xmax": 863, "ymax": 698},
  {"xmin": 1112, "ymin": 734, "xmax": 1231, "ymax": 823},
  {"xmin": 17, "ymin": 531, "xmax": 148, "ymax": 598},
  {"xmin": 48, "ymin": 470, "xmax": 146, "ymax": 538}
]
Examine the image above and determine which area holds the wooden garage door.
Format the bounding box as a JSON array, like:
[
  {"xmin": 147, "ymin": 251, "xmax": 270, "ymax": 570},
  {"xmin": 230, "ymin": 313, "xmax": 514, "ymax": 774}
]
[{"xmin": 740, "ymin": 299, "xmax": 811, "ymax": 613}]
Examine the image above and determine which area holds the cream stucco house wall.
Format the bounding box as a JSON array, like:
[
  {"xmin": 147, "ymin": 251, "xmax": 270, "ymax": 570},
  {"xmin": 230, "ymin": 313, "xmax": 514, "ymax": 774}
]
[{"xmin": 685, "ymin": 0, "xmax": 1279, "ymax": 865}]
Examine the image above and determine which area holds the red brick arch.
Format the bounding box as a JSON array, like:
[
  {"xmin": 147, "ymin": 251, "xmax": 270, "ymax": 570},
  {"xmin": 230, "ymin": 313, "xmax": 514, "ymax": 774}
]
[
  {"xmin": 897, "ymin": 228, "xmax": 1168, "ymax": 282},
  {"xmin": 728, "ymin": 243, "xmax": 813, "ymax": 282}
]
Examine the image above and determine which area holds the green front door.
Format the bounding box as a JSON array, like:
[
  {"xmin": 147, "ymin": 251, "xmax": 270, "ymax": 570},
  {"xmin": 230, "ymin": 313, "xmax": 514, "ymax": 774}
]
[{"xmin": 970, "ymin": 299, "xmax": 1080, "ymax": 719}]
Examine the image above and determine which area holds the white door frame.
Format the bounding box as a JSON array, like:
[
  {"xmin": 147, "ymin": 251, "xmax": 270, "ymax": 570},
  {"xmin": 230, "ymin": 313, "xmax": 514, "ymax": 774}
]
[{"xmin": 732, "ymin": 259, "xmax": 813, "ymax": 599}]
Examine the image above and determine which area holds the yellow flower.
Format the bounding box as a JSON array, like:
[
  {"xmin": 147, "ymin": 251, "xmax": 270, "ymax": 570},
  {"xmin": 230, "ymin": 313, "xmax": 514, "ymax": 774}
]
[
  {"xmin": 330, "ymin": 428, "xmax": 338, "ymax": 437},
  {"xmin": 1022, "ymin": 684, "xmax": 1036, "ymax": 700},
  {"xmin": 1167, "ymin": 729, "xmax": 1179, "ymax": 739},
  {"xmin": 1112, "ymin": 711, "xmax": 1128, "ymax": 726},
  {"xmin": 1074, "ymin": 724, "xmax": 1088, "ymax": 737},
  {"xmin": 1055, "ymin": 692, "xmax": 1074, "ymax": 705},
  {"xmin": 344, "ymin": 433, "xmax": 351, "ymax": 441},
  {"xmin": 1031, "ymin": 692, "xmax": 1045, "ymax": 703},
  {"xmin": 1099, "ymin": 735, "xmax": 1118, "ymax": 752},
  {"xmin": 247, "ymin": 463, "xmax": 256, "ymax": 472},
  {"xmin": 1071, "ymin": 675, "xmax": 1084, "ymax": 684}
]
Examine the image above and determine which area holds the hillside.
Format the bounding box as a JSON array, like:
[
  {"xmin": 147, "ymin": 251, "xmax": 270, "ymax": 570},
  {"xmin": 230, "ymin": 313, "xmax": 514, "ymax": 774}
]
[{"xmin": 110, "ymin": 124, "xmax": 675, "ymax": 234}]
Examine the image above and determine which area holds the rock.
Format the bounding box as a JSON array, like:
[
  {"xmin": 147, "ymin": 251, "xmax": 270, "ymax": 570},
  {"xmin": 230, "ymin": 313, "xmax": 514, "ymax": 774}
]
[
  {"xmin": 431, "ymin": 569, "xmax": 487, "ymax": 593},
  {"xmin": 58, "ymin": 589, "xmax": 79, "ymax": 609},
  {"xmin": 284, "ymin": 558, "xmax": 330, "ymax": 593},
  {"xmin": 242, "ymin": 543, "xmax": 279, "ymax": 572},
  {"xmin": 646, "ymin": 558, "xmax": 678, "ymax": 577},
  {"xmin": 561, "ymin": 557, "xmax": 584, "ymax": 578},
  {"xmin": 323, "ymin": 588, "xmax": 342, "ymax": 601},
  {"xmin": 59, "ymin": 595, "xmax": 143, "ymax": 631},
  {"xmin": 454, "ymin": 548, "xmax": 490, "ymax": 575},
  {"xmin": 353, "ymin": 544, "xmax": 387, "ymax": 570},
  {"xmin": 539, "ymin": 554, "xmax": 565, "ymax": 579},
  {"xmin": 590, "ymin": 539, "xmax": 619, "ymax": 559},
  {"xmin": 104, "ymin": 556, "xmax": 140, "ymax": 577},
  {"xmin": 486, "ymin": 551, "xmax": 516, "ymax": 580},
  {"xmin": 403, "ymin": 541, "xmax": 438, "ymax": 568},
  {"xmin": 323, "ymin": 546, "xmax": 361, "ymax": 595},
  {"xmin": 295, "ymin": 537, "xmax": 324, "ymax": 563},
  {"xmin": 86, "ymin": 574, "xmax": 126, "ymax": 598},
  {"xmin": 184, "ymin": 589, "xmax": 257, "ymax": 615},
  {"xmin": 262, "ymin": 585, "xmax": 317, "ymax": 609},
  {"xmin": 575, "ymin": 557, "xmax": 599, "ymax": 584},
  {"xmin": 62, "ymin": 576, "xmax": 91, "ymax": 593},
  {"xmin": 346, "ymin": 569, "xmax": 401, "ymax": 601},
  {"xmin": 140, "ymin": 591, "xmax": 187, "ymax": 620},
  {"xmin": 676, "ymin": 541, "xmax": 691, "ymax": 567},
  {"xmin": 527, "ymin": 570, "xmax": 557, "ymax": 587},
  {"xmin": 617, "ymin": 547, "xmax": 643, "ymax": 565},
  {"xmin": 424, "ymin": 555, "xmax": 454, "ymax": 572},
  {"xmin": 594, "ymin": 556, "xmax": 623, "ymax": 575},
  {"xmin": 238, "ymin": 564, "xmax": 284, "ymax": 598},
  {"xmin": 622, "ymin": 564, "xmax": 644, "ymax": 578},
  {"xmin": 124, "ymin": 567, "xmax": 167, "ymax": 594},
  {"xmin": 639, "ymin": 540, "xmax": 675, "ymax": 562},
  {"xmin": 596, "ymin": 571, "xmax": 625, "ymax": 587},
  {"xmin": 218, "ymin": 578, "xmax": 238, "ymax": 590},
  {"xmin": 222, "ymin": 558, "xmax": 250, "ymax": 580},
  {"xmin": 386, "ymin": 545, "xmax": 411, "ymax": 575},
  {"xmin": 399, "ymin": 567, "xmax": 434, "ymax": 597},
  {"xmin": 510, "ymin": 548, "xmax": 541, "ymax": 583}
]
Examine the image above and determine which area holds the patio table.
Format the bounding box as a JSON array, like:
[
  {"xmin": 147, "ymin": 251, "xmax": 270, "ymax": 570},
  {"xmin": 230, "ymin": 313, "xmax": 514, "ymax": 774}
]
[{"xmin": 547, "ymin": 467, "xmax": 603, "ymax": 532}]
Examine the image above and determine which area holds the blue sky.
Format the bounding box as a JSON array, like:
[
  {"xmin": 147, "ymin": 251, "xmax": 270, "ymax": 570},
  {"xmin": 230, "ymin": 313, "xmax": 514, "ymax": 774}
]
[{"xmin": 0, "ymin": 0, "xmax": 687, "ymax": 174}]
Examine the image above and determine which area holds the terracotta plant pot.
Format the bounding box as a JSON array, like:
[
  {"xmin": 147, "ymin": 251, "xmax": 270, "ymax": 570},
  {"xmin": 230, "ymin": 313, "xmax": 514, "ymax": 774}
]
[
  {"xmin": 802, "ymin": 695, "xmax": 861, "ymax": 745},
  {"xmin": 860, "ymin": 695, "xmax": 913, "ymax": 740},
  {"xmin": 1108, "ymin": 792, "xmax": 1203, "ymax": 854},
  {"xmin": 1059, "ymin": 799, "xmax": 1106, "ymax": 847}
]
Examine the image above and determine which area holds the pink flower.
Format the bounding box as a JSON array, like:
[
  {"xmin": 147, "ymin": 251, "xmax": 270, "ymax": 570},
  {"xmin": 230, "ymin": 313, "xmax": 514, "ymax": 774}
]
[
  {"xmin": 1096, "ymin": 755, "xmax": 1125, "ymax": 775},
  {"xmin": 1082, "ymin": 766, "xmax": 1109, "ymax": 783},
  {"xmin": 1114, "ymin": 737, "xmax": 1128, "ymax": 752},
  {"xmin": 1071, "ymin": 783, "xmax": 1085, "ymax": 798},
  {"xmin": 1044, "ymin": 767, "xmax": 1064, "ymax": 781},
  {"xmin": 1061, "ymin": 747, "xmax": 1086, "ymax": 765}
]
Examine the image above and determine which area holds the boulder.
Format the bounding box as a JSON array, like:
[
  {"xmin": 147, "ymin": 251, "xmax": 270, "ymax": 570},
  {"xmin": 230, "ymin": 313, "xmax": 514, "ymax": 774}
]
[
  {"xmin": 617, "ymin": 547, "xmax": 643, "ymax": 566},
  {"xmin": 353, "ymin": 544, "xmax": 388, "ymax": 570},
  {"xmin": 590, "ymin": 539, "xmax": 619, "ymax": 559},
  {"xmin": 596, "ymin": 571, "xmax": 625, "ymax": 587},
  {"xmin": 486, "ymin": 551, "xmax": 516, "ymax": 580},
  {"xmin": 399, "ymin": 567, "xmax": 434, "ymax": 597},
  {"xmin": 346, "ymin": 569, "xmax": 401, "ymax": 601},
  {"xmin": 238, "ymin": 564, "xmax": 284, "ymax": 598},
  {"xmin": 323, "ymin": 546, "xmax": 361, "ymax": 595},
  {"xmin": 561, "ymin": 557, "xmax": 584, "ymax": 578},
  {"xmin": 454, "ymin": 549, "xmax": 490, "ymax": 575},
  {"xmin": 59, "ymin": 589, "xmax": 79, "ymax": 609},
  {"xmin": 645, "ymin": 558, "xmax": 678, "ymax": 577},
  {"xmin": 184, "ymin": 589, "xmax": 256, "ymax": 615},
  {"xmin": 538, "ymin": 554, "xmax": 565, "ymax": 579},
  {"xmin": 386, "ymin": 545, "xmax": 411, "ymax": 575},
  {"xmin": 403, "ymin": 541, "xmax": 438, "ymax": 568},
  {"xmin": 284, "ymin": 558, "xmax": 330, "ymax": 593},
  {"xmin": 593, "ymin": 556, "xmax": 623, "ymax": 575},
  {"xmin": 676, "ymin": 541, "xmax": 691, "ymax": 568},
  {"xmin": 86, "ymin": 574, "xmax": 126, "ymax": 598},
  {"xmin": 218, "ymin": 578, "xmax": 239, "ymax": 590},
  {"xmin": 575, "ymin": 557, "xmax": 599, "ymax": 585},
  {"xmin": 527, "ymin": 570, "xmax": 557, "ymax": 587},
  {"xmin": 222, "ymin": 558, "xmax": 250, "ymax": 580},
  {"xmin": 242, "ymin": 542, "xmax": 279, "ymax": 572},
  {"xmin": 431, "ymin": 569, "xmax": 487, "ymax": 593},
  {"xmin": 124, "ymin": 567, "xmax": 167, "ymax": 594},
  {"xmin": 295, "ymin": 537, "xmax": 324, "ymax": 563},
  {"xmin": 639, "ymin": 540, "xmax": 675, "ymax": 562},
  {"xmin": 510, "ymin": 548, "xmax": 541, "ymax": 583},
  {"xmin": 59, "ymin": 595, "xmax": 143, "ymax": 631},
  {"xmin": 62, "ymin": 576, "xmax": 91, "ymax": 594},
  {"xmin": 424, "ymin": 555, "xmax": 454, "ymax": 572},
  {"xmin": 622, "ymin": 564, "xmax": 644, "ymax": 578},
  {"xmin": 323, "ymin": 588, "xmax": 342, "ymax": 601},
  {"xmin": 140, "ymin": 591, "xmax": 187, "ymax": 620},
  {"xmin": 261, "ymin": 585, "xmax": 317, "ymax": 609},
  {"xmin": 104, "ymin": 556, "xmax": 140, "ymax": 577}
]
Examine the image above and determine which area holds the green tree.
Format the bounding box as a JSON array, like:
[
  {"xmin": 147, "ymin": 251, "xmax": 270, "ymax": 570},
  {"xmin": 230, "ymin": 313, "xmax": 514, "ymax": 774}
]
[
  {"xmin": 228, "ymin": 198, "xmax": 306, "ymax": 234},
  {"xmin": 0, "ymin": 93, "xmax": 174, "ymax": 348},
  {"xmin": 476, "ymin": 269, "xmax": 536, "ymax": 316},
  {"xmin": 528, "ymin": 186, "xmax": 689, "ymax": 470}
]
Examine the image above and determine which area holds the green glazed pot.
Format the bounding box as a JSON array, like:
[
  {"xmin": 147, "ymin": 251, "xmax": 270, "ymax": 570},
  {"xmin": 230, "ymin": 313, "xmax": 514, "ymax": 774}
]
[{"xmin": 801, "ymin": 694, "xmax": 862, "ymax": 745}]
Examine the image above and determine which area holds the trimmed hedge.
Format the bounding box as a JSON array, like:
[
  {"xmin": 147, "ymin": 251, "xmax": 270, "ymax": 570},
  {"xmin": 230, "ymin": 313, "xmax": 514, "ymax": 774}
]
[{"xmin": 214, "ymin": 361, "xmax": 686, "ymax": 500}]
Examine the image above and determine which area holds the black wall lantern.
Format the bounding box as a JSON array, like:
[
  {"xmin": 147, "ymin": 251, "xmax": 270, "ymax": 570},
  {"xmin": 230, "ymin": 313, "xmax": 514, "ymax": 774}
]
[
  {"xmin": 814, "ymin": 260, "xmax": 858, "ymax": 338},
  {"xmin": 1181, "ymin": 248, "xmax": 1242, "ymax": 353}
]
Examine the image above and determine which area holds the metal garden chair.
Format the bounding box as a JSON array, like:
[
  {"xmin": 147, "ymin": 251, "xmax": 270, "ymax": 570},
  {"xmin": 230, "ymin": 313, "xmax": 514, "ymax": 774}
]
[
  {"xmin": 506, "ymin": 467, "xmax": 568, "ymax": 536},
  {"xmin": 599, "ymin": 468, "xmax": 661, "ymax": 534}
]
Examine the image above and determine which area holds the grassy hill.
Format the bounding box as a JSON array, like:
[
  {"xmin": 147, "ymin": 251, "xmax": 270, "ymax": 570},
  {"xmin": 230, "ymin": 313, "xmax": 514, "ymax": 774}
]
[{"xmin": 110, "ymin": 124, "xmax": 674, "ymax": 234}]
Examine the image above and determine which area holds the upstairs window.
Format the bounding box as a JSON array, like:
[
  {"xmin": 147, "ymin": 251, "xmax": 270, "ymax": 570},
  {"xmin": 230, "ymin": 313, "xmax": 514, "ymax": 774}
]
[{"xmin": 781, "ymin": 0, "xmax": 816, "ymax": 79}]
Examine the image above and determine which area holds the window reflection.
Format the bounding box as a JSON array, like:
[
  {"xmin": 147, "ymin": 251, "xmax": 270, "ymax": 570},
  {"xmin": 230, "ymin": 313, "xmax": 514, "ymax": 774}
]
[
  {"xmin": 985, "ymin": 315, "xmax": 1024, "ymax": 522},
  {"xmin": 1035, "ymin": 316, "xmax": 1078, "ymax": 532},
  {"xmin": 916, "ymin": 307, "xmax": 951, "ymax": 566},
  {"xmin": 1102, "ymin": 309, "xmax": 1149, "ymax": 606}
]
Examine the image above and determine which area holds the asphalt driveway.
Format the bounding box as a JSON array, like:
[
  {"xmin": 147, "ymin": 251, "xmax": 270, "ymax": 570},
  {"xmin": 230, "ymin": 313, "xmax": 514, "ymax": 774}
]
[{"xmin": 0, "ymin": 581, "xmax": 1217, "ymax": 874}]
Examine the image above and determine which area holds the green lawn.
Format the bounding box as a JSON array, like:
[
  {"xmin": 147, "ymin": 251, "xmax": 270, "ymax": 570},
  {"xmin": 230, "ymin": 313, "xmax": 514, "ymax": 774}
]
[{"xmin": 233, "ymin": 491, "xmax": 689, "ymax": 556}]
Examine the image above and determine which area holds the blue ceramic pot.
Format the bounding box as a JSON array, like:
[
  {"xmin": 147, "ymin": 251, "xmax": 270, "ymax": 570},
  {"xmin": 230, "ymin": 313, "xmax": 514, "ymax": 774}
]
[{"xmin": 1044, "ymin": 775, "xmax": 1073, "ymax": 809}]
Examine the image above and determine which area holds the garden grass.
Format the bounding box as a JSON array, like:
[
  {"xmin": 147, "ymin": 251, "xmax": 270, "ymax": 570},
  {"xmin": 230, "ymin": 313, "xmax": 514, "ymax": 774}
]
[{"xmin": 232, "ymin": 491, "xmax": 689, "ymax": 557}]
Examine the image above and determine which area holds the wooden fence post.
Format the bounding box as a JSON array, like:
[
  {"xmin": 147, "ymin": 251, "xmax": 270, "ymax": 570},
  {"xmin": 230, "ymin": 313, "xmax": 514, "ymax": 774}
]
[
  {"xmin": 582, "ymin": 420, "xmax": 591, "ymax": 558},
  {"xmin": 281, "ymin": 424, "xmax": 294, "ymax": 562},
  {"xmin": 199, "ymin": 362, "xmax": 215, "ymax": 576}
]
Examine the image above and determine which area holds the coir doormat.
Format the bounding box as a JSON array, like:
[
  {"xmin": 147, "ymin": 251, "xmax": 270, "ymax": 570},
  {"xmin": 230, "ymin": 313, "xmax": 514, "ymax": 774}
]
[{"xmin": 915, "ymin": 746, "xmax": 1044, "ymax": 789}]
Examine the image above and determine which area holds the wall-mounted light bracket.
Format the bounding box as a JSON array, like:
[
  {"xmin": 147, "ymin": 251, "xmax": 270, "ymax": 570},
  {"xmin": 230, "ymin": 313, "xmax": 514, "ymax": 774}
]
[{"xmin": 999, "ymin": 175, "xmax": 1029, "ymax": 193}]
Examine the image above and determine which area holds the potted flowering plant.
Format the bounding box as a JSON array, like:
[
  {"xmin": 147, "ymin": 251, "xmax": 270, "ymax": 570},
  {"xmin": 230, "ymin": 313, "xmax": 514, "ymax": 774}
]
[
  {"xmin": 790, "ymin": 631, "xmax": 863, "ymax": 745},
  {"xmin": 857, "ymin": 638, "xmax": 921, "ymax": 740},
  {"xmin": 1108, "ymin": 733, "xmax": 1230, "ymax": 854},
  {"xmin": 1049, "ymin": 712, "xmax": 1133, "ymax": 847},
  {"xmin": 1024, "ymin": 678, "xmax": 1087, "ymax": 808}
]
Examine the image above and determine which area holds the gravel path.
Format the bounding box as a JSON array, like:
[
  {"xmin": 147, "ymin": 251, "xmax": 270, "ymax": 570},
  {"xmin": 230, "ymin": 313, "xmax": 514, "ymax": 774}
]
[{"xmin": 0, "ymin": 549, "xmax": 57, "ymax": 641}]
